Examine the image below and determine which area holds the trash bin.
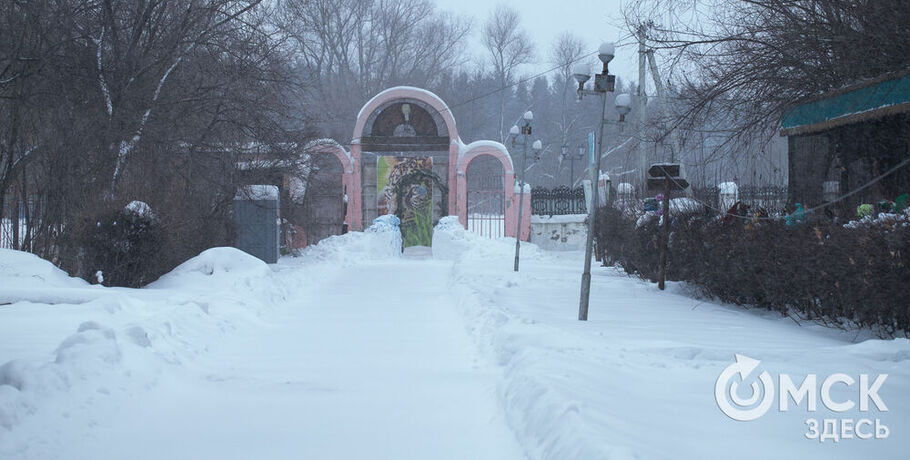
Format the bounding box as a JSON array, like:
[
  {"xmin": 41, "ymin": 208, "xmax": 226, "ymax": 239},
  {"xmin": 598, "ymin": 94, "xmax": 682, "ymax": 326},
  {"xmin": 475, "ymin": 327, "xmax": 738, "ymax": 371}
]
[{"xmin": 233, "ymin": 185, "xmax": 280, "ymax": 263}]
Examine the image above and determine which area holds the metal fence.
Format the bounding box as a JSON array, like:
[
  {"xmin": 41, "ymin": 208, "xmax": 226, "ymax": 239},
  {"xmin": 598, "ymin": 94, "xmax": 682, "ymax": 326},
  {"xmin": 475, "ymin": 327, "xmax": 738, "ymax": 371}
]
[
  {"xmin": 531, "ymin": 186, "xmax": 587, "ymax": 215},
  {"xmin": 466, "ymin": 159, "xmax": 505, "ymax": 238},
  {"xmin": 692, "ymin": 185, "xmax": 789, "ymax": 214},
  {"xmin": 467, "ymin": 187, "xmax": 505, "ymax": 239},
  {"xmin": 1, "ymin": 197, "xmax": 39, "ymax": 250}
]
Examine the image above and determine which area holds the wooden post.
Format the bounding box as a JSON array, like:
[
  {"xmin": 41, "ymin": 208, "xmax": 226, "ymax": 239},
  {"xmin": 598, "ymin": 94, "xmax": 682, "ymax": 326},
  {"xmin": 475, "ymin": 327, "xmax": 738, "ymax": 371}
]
[{"xmin": 657, "ymin": 176, "xmax": 670, "ymax": 290}]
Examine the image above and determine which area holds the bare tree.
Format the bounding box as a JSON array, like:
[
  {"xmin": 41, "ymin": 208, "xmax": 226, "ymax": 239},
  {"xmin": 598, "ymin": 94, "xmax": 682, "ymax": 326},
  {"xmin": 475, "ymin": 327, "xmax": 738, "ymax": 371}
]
[
  {"xmin": 282, "ymin": 0, "xmax": 471, "ymax": 139},
  {"xmin": 0, "ymin": 0, "xmax": 307, "ymax": 281},
  {"xmin": 481, "ymin": 4, "xmax": 535, "ymax": 142},
  {"xmin": 623, "ymin": 0, "xmax": 910, "ymax": 149},
  {"xmin": 78, "ymin": 0, "xmax": 267, "ymax": 193},
  {"xmin": 549, "ymin": 33, "xmax": 588, "ymax": 156},
  {"xmin": 616, "ymin": 0, "xmax": 910, "ymax": 192}
]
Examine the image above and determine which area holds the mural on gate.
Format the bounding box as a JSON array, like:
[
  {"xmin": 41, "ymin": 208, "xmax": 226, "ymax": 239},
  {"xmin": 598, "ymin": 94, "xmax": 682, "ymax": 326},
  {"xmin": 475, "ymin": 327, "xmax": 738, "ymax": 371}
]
[{"xmin": 377, "ymin": 156, "xmax": 434, "ymax": 247}]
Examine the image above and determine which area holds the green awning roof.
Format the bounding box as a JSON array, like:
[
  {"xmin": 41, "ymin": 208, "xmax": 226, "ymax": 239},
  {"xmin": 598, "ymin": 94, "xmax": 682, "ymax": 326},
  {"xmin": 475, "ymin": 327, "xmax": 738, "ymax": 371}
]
[{"xmin": 780, "ymin": 72, "xmax": 910, "ymax": 136}]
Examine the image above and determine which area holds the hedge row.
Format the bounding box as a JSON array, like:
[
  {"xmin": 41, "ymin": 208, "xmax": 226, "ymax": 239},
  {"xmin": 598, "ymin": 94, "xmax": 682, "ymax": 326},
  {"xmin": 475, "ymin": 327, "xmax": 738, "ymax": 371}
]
[{"xmin": 594, "ymin": 205, "xmax": 910, "ymax": 336}]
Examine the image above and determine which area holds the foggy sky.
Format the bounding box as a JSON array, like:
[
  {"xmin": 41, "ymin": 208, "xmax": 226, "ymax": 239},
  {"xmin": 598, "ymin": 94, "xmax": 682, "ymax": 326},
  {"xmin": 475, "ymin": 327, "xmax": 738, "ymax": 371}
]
[{"xmin": 432, "ymin": 0, "xmax": 637, "ymax": 84}]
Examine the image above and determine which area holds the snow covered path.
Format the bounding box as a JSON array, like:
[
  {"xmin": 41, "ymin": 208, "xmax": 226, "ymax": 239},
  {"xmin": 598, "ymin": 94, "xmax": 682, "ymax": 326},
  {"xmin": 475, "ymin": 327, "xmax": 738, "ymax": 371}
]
[
  {"xmin": 70, "ymin": 258, "xmax": 524, "ymax": 460},
  {"xmin": 2, "ymin": 222, "xmax": 909, "ymax": 459}
]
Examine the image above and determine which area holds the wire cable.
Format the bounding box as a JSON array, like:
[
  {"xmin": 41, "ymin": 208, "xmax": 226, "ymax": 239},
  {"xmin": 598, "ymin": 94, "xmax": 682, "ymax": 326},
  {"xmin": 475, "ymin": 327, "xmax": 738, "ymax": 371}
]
[{"xmin": 651, "ymin": 154, "xmax": 910, "ymax": 222}]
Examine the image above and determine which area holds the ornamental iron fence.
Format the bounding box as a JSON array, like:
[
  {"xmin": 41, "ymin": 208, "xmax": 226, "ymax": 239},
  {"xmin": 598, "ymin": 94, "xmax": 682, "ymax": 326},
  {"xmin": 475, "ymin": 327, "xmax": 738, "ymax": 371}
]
[
  {"xmin": 692, "ymin": 185, "xmax": 789, "ymax": 214},
  {"xmin": 531, "ymin": 186, "xmax": 587, "ymax": 216}
]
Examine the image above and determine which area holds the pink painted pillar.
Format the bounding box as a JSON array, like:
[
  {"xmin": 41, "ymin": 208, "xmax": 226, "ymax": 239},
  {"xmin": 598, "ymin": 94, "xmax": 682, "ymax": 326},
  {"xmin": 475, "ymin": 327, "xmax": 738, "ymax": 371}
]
[
  {"xmin": 448, "ymin": 142, "xmax": 459, "ymax": 218},
  {"xmin": 504, "ymin": 180, "xmax": 530, "ymax": 241},
  {"xmin": 347, "ymin": 144, "xmax": 364, "ymax": 231},
  {"xmin": 456, "ymin": 169, "xmax": 468, "ymax": 227},
  {"xmin": 521, "ymin": 188, "xmax": 531, "ymax": 240}
]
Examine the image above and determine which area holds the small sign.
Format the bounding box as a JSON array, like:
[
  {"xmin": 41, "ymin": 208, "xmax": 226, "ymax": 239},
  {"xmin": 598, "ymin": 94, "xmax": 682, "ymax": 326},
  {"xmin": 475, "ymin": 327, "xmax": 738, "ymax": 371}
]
[
  {"xmin": 587, "ymin": 132, "xmax": 595, "ymax": 170},
  {"xmin": 648, "ymin": 163, "xmax": 681, "ymax": 178},
  {"xmin": 647, "ymin": 177, "xmax": 690, "ymax": 191},
  {"xmin": 647, "ymin": 162, "xmax": 688, "ymax": 191}
]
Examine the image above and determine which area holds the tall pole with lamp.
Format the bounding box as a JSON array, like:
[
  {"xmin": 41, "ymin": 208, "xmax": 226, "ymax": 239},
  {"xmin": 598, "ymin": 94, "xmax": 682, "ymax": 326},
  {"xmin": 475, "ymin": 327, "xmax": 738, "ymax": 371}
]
[
  {"xmin": 510, "ymin": 112, "xmax": 541, "ymax": 272},
  {"xmin": 574, "ymin": 42, "xmax": 633, "ymax": 321}
]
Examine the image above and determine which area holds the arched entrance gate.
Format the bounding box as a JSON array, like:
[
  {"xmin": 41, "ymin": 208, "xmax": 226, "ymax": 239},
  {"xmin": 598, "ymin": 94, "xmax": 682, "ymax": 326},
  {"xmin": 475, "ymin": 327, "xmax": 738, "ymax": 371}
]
[
  {"xmin": 298, "ymin": 140, "xmax": 359, "ymax": 246},
  {"xmin": 305, "ymin": 87, "xmax": 531, "ymax": 247},
  {"xmin": 465, "ymin": 155, "xmax": 505, "ymax": 238}
]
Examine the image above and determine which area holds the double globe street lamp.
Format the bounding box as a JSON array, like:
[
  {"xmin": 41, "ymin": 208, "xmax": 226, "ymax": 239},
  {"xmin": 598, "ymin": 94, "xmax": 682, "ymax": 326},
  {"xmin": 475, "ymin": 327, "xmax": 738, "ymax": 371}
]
[
  {"xmin": 561, "ymin": 144, "xmax": 586, "ymax": 188},
  {"xmin": 574, "ymin": 42, "xmax": 633, "ymax": 321},
  {"xmin": 510, "ymin": 111, "xmax": 542, "ymax": 272}
]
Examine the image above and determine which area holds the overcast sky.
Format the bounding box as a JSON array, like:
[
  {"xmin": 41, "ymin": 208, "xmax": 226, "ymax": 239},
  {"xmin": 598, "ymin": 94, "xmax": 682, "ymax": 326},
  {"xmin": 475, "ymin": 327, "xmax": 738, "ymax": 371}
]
[{"xmin": 432, "ymin": 0, "xmax": 638, "ymax": 84}]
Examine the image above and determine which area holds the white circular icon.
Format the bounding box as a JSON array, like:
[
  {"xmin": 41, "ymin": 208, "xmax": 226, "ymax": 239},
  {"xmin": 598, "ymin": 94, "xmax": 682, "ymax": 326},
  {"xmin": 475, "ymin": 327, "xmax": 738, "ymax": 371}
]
[{"xmin": 715, "ymin": 354, "xmax": 775, "ymax": 421}]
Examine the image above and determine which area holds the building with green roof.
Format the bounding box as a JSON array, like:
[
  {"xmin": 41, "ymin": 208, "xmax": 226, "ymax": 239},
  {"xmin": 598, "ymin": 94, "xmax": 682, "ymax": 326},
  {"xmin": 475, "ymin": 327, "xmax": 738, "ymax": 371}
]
[{"xmin": 780, "ymin": 70, "xmax": 910, "ymax": 211}]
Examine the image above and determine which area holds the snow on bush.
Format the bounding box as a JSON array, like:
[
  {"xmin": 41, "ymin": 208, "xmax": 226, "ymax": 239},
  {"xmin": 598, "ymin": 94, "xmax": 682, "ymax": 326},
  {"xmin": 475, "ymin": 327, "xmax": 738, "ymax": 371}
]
[
  {"xmin": 843, "ymin": 209, "xmax": 910, "ymax": 229},
  {"xmin": 124, "ymin": 200, "xmax": 155, "ymax": 219},
  {"xmin": 669, "ymin": 197, "xmax": 703, "ymax": 215},
  {"xmin": 299, "ymin": 214, "xmax": 402, "ymax": 265},
  {"xmin": 81, "ymin": 201, "xmax": 164, "ymax": 287}
]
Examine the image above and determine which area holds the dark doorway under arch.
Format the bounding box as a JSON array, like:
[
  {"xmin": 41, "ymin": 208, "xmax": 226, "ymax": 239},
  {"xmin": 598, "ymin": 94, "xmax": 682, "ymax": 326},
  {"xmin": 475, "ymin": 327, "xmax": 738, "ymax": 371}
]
[{"xmin": 303, "ymin": 154, "xmax": 345, "ymax": 245}]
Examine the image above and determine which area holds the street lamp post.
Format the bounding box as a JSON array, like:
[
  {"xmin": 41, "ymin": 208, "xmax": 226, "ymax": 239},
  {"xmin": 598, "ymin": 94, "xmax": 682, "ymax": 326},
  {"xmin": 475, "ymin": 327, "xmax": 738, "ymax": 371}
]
[
  {"xmin": 510, "ymin": 112, "xmax": 541, "ymax": 272},
  {"xmin": 573, "ymin": 146, "xmax": 585, "ymax": 187},
  {"xmin": 560, "ymin": 144, "xmax": 569, "ymax": 186},
  {"xmin": 561, "ymin": 144, "xmax": 586, "ymax": 188},
  {"xmin": 574, "ymin": 42, "xmax": 633, "ymax": 321}
]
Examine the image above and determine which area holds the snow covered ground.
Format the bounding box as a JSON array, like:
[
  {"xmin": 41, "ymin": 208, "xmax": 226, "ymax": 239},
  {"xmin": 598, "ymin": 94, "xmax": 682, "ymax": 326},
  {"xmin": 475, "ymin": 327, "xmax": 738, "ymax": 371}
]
[{"xmin": 1, "ymin": 219, "xmax": 907, "ymax": 459}]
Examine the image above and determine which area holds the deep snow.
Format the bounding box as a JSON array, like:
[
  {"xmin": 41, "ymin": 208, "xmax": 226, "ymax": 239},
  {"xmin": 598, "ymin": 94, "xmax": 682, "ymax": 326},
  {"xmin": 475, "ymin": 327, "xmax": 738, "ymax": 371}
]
[{"xmin": 1, "ymin": 219, "xmax": 908, "ymax": 459}]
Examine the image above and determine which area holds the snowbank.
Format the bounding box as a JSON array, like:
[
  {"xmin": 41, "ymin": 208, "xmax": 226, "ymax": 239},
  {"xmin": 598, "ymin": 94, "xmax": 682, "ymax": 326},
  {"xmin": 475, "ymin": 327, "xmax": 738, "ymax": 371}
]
[
  {"xmin": 432, "ymin": 216, "xmax": 542, "ymax": 264},
  {"xmin": 0, "ymin": 246, "xmax": 283, "ymax": 454},
  {"xmin": 298, "ymin": 214, "xmax": 402, "ymax": 265},
  {"xmin": 148, "ymin": 246, "xmax": 272, "ymax": 291},
  {"xmin": 0, "ymin": 321, "xmax": 123, "ymax": 432},
  {"xmin": 431, "ymin": 216, "xmax": 477, "ymax": 261},
  {"xmin": 0, "ymin": 249, "xmax": 88, "ymax": 292},
  {"xmin": 446, "ymin": 242, "xmax": 910, "ymax": 459}
]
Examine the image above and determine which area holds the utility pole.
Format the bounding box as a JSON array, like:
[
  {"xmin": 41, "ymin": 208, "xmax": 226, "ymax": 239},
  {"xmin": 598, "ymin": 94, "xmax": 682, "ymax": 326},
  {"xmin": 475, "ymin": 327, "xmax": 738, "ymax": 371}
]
[{"xmin": 637, "ymin": 25, "xmax": 649, "ymax": 197}]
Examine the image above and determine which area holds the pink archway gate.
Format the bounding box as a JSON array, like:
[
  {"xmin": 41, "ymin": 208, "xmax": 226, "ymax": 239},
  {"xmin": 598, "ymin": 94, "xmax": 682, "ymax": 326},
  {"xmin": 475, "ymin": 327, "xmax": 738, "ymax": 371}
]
[
  {"xmin": 346, "ymin": 86, "xmax": 529, "ymax": 241},
  {"xmin": 456, "ymin": 143, "xmax": 529, "ymax": 241},
  {"xmin": 304, "ymin": 140, "xmax": 361, "ymax": 232}
]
